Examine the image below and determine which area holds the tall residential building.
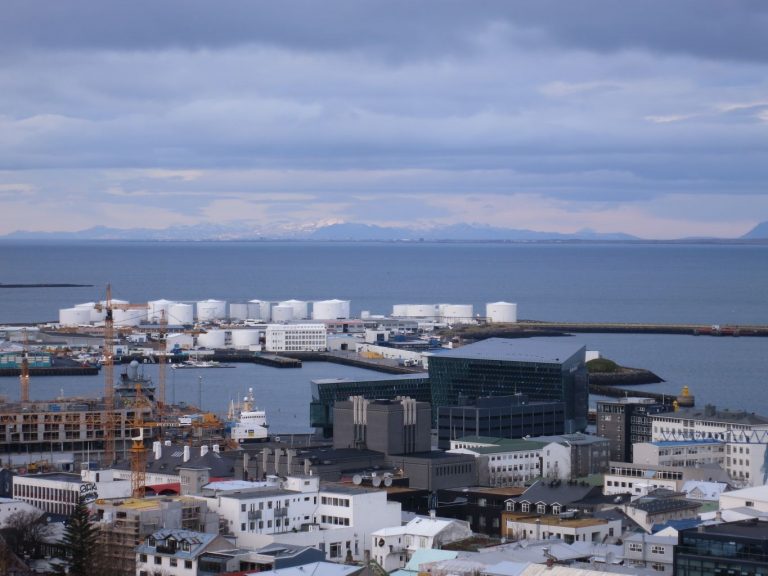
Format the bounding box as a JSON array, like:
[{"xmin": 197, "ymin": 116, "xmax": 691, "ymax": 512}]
[
  {"xmin": 428, "ymin": 338, "xmax": 588, "ymax": 433},
  {"xmin": 597, "ymin": 397, "xmax": 668, "ymax": 462}
]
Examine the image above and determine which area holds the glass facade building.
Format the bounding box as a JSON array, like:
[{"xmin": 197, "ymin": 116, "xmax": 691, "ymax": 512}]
[
  {"xmin": 675, "ymin": 520, "xmax": 768, "ymax": 576},
  {"xmin": 428, "ymin": 338, "xmax": 588, "ymax": 433}
]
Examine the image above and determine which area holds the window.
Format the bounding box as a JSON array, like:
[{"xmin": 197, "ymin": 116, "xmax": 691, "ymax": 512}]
[
  {"xmin": 629, "ymin": 542, "xmax": 642, "ymax": 552},
  {"xmin": 170, "ymin": 559, "xmax": 177, "ymax": 567},
  {"xmin": 651, "ymin": 545, "xmax": 665, "ymax": 554},
  {"xmin": 521, "ymin": 503, "xmax": 530, "ymax": 512},
  {"xmin": 185, "ymin": 560, "xmax": 192, "ymax": 569},
  {"xmin": 154, "ymin": 557, "xmax": 162, "ymax": 565},
  {"xmin": 140, "ymin": 554, "xmax": 147, "ymax": 563},
  {"xmin": 537, "ymin": 503, "xmax": 546, "ymax": 514}
]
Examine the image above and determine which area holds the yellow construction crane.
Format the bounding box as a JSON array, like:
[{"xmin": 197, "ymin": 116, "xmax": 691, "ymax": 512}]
[
  {"xmin": 19, "ymin": 328, "xmax": 30, "ymax": 403},
  {"xmin": 94, "ymin": 284, "xmax": 149, "ymax": 466}
]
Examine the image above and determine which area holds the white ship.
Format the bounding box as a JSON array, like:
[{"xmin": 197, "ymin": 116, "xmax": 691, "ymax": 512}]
[{"xmin": 229, "ymin": 387, "xmax": 269, "ymax": 443}]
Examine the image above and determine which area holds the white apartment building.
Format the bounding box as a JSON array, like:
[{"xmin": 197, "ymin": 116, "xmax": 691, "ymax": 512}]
[
  {"xmin": 632, "ymin": 439, "xmax": 726, "ymax": 468},
  {"xmin": 622, "ymin": 532, "xmax": 676, "ymax": 573},
  {"xmin": 602, "ymin": 461, "xmax": 729, "ymax": 496},
  {"xmin": 194, "ymin": 475, "xmax": 401, "ymax": 562},
  {"xmin": 265, "ymin": 324, "xmax": 327, "ymax": 352},
  {"xmin": 651, "ymin": 407, "xmax": 768, "ymax": 487},
  {"xmin": 371, "ymin": 514, "xmax": 472, "ymax": 572},
  {"xmin": 12, "ymin": 468, "xmax": 132, "ymax": 516},
  {"xmin": 719, "ymin": 485, "xmax": 768, "ymax": 513},
  {"xmin": 449, "ymin": 437, "xmax": 547, "ymax": 486}
]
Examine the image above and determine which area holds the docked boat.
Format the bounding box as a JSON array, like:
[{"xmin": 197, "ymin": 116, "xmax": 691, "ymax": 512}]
[
  {"xmin": 229, "ymin": 387, "xmax": 269, "ymax": 443},
  {"xmin": 172, "ymin": 359, "xmax": 235, "ymax": 369}
]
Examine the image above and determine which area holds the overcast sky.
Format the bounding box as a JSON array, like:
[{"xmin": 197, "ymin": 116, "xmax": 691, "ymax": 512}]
[{"xmin": 1, "ymin": 1, "xmax": 767, "ymax": 239}]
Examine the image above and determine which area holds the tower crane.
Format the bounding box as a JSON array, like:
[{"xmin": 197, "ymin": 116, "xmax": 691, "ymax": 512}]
[
  {"xmin": 19, "ymin": 328, "xmax": 30, "ymax": 403},
  {"xmin": 94, "ymin": 284, "xmax": 149, "ymax": 466}
]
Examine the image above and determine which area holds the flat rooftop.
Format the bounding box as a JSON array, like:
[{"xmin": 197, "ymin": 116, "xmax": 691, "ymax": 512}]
[
  {"xmin": 433, "ymin": 338, "xmax": 584, "ymax": 364},
  {"xmin": 312, "ymin": 373, "xmax": 428, "ymax": 385},
  {"xmin": 664, "ymin": 408, "xmax": 768, "ymax": 426}
]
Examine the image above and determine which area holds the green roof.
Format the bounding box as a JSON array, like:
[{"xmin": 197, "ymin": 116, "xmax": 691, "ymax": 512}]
[{"xmin": 454, "ymin": 436, "xmax": 549, "ymax": 452}]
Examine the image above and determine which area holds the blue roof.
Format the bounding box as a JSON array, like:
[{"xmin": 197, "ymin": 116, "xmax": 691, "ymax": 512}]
[
  {"xmin": 651, "ymin": 518, "xmax": 703, "ymax": 533},
  {"xmin": 404, "ymin": 549, "xmax": 459, "ymax": 571},
  {"xmin": 433, "ymin": 338, "xmax": 584, "ymax": 364}
]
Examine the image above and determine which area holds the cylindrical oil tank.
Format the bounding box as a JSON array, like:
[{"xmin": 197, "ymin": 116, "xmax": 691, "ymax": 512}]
[
  {"xmin": 229, "ymin": 303, "xmax": 249, "ymax": 321},
  {"xmin": 279, "ymin": 299, "xmax": 308, "ymax": 320},
  {"xmin": 197, "ymin": 299, "xmax": 227, "ymax": 322},
  {"xmin": 271, "ymin": 305, "xmax": 294, "ymax": 323},
  {"xmin": 248, "ymin": 300, "xmax": 271, "ymax": 321},
  {"xmin": 166, "ymin": 333, "xmax": 193, "ymax": 352},
  {"xmin": 148, "ymin": 299, "xmax": 174, "ymax": 323},
  {"xmin": 197, "ymin": 329, "xmax": 226, "ymax": 349},
  {"xmin": 168, "ymin": 303, "xmax": 194, "ymax": 325},
  {"xmin": 59, "ymin": 307, "xmax": 92, "ymax": 326},
  {"xmin": 392, "ymin": 304, "xmax": 409, "ymax": 317},
  {"xmin": 313, "ymin": 299, "xmax": 351, "ymax": 320},
  {"xmin": 75, "ymin": 302, "xmax": 105, "ymax": 323},
  {"xmin": 441, "ymin": 304, "xmax": 474, "ymax": 324},
  {"xmin": 407, "ymin": 304, "xmax": 439, "ymax": 319},
  {"xmin": 113, "ymin": 308, "xmax": 146, "ymax": 327},
  {"xmin": 230, "ymin": 329, "xmax": 261, "ymax": 349},
  {"xmin": 486, "ymin": 301, "xmax": 518, "ymax": 323}
]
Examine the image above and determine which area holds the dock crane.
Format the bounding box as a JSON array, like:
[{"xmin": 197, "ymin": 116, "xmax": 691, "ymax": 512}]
[{"xmin": 19, "ymin": 328, "xmax": 30, "ymax": 403}]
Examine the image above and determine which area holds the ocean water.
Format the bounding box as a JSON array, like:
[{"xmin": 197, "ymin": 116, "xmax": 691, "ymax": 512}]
[{"xmin": 1, "ymin": 241, "xmax": 767, "ymax": 422}]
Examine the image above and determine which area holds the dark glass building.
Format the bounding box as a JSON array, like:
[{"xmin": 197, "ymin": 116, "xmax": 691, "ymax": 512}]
[
  {"xmin": 675, "ymin": 519, "xmax": 768, "ymax": 575},
  {"xmin": 310, "ymin": 373, "xmax": 431, "ymax": 437},
  {"xmin": 436, "ymin": 394, "xmax": 565, "ymax": 449},
  {"xmin": 428, "ymin": 339, "xmax": 588, "ymax": 433}
]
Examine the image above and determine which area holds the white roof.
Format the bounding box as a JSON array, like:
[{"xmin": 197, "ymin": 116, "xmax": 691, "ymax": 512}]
[
  {"xmin": 521, "ymin": 564, "xmax": 633, "ymax": 576},
  {"xmin": 372, "ymin": 515, "xmax": 458, "ymax": 538},
  {"xmin": 720, "ymin": 484, "xmax": 768, "ymax": 503},
  {"xmin": 246, "ymin": 562, "xmax": 361, "ymax": 576},
  {"xmin": 681, "ymin": 481, "xmax": 728, "ymax": 501}
]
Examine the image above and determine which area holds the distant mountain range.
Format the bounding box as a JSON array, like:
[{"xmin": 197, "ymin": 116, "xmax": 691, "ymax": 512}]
[
  {"xmin": 1, "ymin": 222, "xmax": 638, "ymax": 242},
  {"xmin": 2, "ymin": 220, "xmax": 767, "ymax": 241}
]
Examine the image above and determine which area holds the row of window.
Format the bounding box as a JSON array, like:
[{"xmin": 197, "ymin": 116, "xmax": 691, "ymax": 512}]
[
  {"xmin": 321, "ymin": 496, "xmax": 350, "ymax": 507},
  {"xmin": 139, "ymin": 555, "xmax": 193, "ymax": 570}
]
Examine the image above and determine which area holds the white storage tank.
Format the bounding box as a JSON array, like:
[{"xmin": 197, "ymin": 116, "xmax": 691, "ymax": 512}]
[
  {"xmin": 113, "ymin": 308, "xmax": 146, "ymax": 327},
  {"xmin": 279, "ymin": 299, "xmax": 308, "ymax": 320},
  {"xmin": 166, "ymin": 333, "xmax": 194, "ymax": 352},
  {"xmin": 229, "ymin": 303, "xmax": 249, "ymax": 321},
  {"xmin": 75, "ymin": 302, "xmax": 105, "ymax": 323},
  {"xmin": 486, "ymin": 301, "xmax": 518, "ymax": 323},
  {"xmin": 248, "ymin": 300, "xmax": 271, "ymax": 321},
  {"xmin": 407, "ymin": 304, "xmax": 439, "ymax": 319},
  {"xmin": 313, "ymin": 299, "xmax": 351, "ymax": 320},
  {"xmin": 271, "ymin": 305, "xmax": 294, "ymax": 323},
  {"xmin": 59, "ymin": 307, "xmax": 92, "ymax": 326},
  {"xmin": 197, "ymin": 329, "xmax": 226, "ymax": 349},
  {"xmin": 440, "ymin": 304, "xmax": 474, "ymax": 324},
  {"xmin": 230, "ymin": 329, "xmax": 261, "ymax": 349},
  {"xmin": 148, "ymin": 299, "xmax": 174, "ymax": 323},
  {"xmin": 197, "ymin": 299, "xmax": 227, "ymax": 322},
  {"xmin": 392, "ymin": 304, "xmax": 409, "ymax": 317},
  {"xmin": 168, "ymin": 303, "xmax": 194, "ymax": 325}
]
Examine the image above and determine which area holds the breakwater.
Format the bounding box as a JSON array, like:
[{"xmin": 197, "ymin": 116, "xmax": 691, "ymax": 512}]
[{"xmin": 488, "ymin": 321, "xmax": 768, "ymax": 337}]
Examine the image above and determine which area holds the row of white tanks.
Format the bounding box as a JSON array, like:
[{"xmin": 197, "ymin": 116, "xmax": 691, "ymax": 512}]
[
  {"xmin": 58, "ymin": 297, "xmax": 352, "ymax": 326},
  {"xmin": 391, "ymin": 301, "xmax": 518, "ymax": 323}
]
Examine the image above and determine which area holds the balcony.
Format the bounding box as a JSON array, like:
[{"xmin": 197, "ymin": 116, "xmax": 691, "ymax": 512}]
[
  {"xmin": 274, "ymin": 508, "xmax": 288, "ymax": 518},
  {"xmin": 248, "ymin": 510, "xmax": 262, "ymax": 520}
]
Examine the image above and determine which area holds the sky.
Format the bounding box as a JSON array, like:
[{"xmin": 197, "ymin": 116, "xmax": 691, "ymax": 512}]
[{"xmin": 1, "ymin": 1, "xmax": 767, "ymax": 239}]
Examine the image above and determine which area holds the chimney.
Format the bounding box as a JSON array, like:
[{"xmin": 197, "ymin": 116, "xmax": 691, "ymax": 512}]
[
  {"xmin": 183, "ymin": 445, "xmax": 191, "ymax": 463},
  {"xmin": 429, "ymin": 509, "xmax": 436, "ymax": 519},
  {"xmin": 153, "ymin": 441, "xmax": 162, "ymax": 460},
  {"xmin": 201, "ymin": 445, "xmax": 209, "ymax": 457},
  {"xmin": 212, "ymin": 444, "xmax": 220, "ymax": 453},
  {"xmin": 164, "ymin": 440, "xmax": 172, "ymax": 447}
]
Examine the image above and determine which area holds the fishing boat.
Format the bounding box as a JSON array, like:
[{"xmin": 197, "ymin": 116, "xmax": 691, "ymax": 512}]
[{"xmin": 229, "ymin": 387, "xmax": 269, "ymax": 443}]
